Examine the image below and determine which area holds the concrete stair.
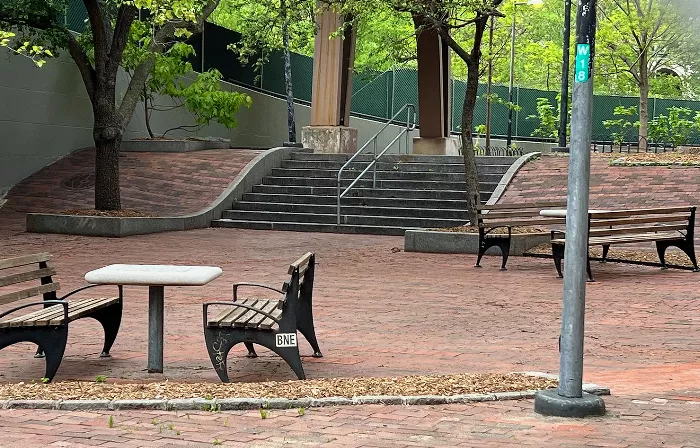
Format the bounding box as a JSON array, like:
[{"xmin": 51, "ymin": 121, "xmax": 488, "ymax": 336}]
[{"xmin": 212, "ymin": 152, "xmax": 517, "ymax": 235}]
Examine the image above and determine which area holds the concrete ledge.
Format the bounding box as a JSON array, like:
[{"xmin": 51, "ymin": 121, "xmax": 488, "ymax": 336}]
[
  {"xmin": 26, "ymin": 147, "xmax": 301, "ymax": 237},
  {"xmin": 121, "ymin": 139, "xmax": 231, "ymax": 152},
  {"xmin": 404, "ymin": 230, "xmax": 551, "ymax": 255},
  {"xmin": 485, "ymin": 152, "xmax": 541, "ymax": 205}
]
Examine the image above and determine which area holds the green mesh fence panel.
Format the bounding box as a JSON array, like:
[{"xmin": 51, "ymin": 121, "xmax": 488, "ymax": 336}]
[
  {"xmin": 351, "ymin": 70, "xmax": 391, "ymax": 119},
  {"xmin": 516, "ymin": 87, "xmax": 558, "ymax": 139},
  {"xmin": 65, "ymin": 0, "xmax": 87, "ymax": 33},
  {"xmin": 391, "ymin": 68, "xmax": 419, "ymax": 122},
  {"xmin": 592, "ymin": 95, "xmax": 639, "ymax": 142}
]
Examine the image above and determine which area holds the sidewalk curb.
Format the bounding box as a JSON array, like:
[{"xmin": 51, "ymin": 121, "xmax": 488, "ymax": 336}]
[{"xmin": 0, "ymin": 373, "xmax": 609, "ymax": 411}]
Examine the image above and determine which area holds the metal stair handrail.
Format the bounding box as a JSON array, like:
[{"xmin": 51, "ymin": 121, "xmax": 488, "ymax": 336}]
[{"xmin": 336, "ymin": 104, "xmax": 417, "ymax": 225}]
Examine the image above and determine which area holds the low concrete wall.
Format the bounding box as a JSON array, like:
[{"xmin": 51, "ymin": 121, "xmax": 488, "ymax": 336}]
[
  {"xmin": 120, "ymin": 139, "xmax": 231, "ymax": 152},
  {"xmin": 404, "ymin": 230, "xmax": 551, "ymax": 256},
  {"xmin": 26, "ymin": 146, "xmax": 299, "ymax": 237}
]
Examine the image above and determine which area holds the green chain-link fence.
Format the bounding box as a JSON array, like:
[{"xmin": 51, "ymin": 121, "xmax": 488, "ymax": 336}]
[{"xmin": 63, "ymin": 16, "xmax": 700, "ymax": 145}]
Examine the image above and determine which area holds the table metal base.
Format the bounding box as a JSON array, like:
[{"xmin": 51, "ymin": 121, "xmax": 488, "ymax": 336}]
[{"xmin": 148, "ymin": 285, "xmax": 164, "ymax": 373}]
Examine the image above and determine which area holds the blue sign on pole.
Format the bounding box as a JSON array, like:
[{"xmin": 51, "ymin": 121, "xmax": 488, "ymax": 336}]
[{"xmin": 575, "ymin": 44, "xmax": 590, "ymax": 83}]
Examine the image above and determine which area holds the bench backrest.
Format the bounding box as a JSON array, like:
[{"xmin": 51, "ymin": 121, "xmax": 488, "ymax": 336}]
[
  {"xmin": 281, "ymin": 252, "xmax": 315, "ymax": 307},
  {"xmin": 0, "ymin": 253, "xmax": 60, "ymax": 307},
  {"xmin": 476, "ymin": 201, "xmax": 568, "ymax": 227},
  {"xmin": 588, "ymin": 206, "xmax": 696, "ymax": 238}
]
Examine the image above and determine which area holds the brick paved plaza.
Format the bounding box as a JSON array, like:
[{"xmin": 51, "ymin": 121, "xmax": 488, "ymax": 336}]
[{"xmin": 0, "ymin": 205, "xmax": 699, "ymax": 446}]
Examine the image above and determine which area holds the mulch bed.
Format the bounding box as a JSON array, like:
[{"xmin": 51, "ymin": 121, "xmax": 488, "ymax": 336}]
[
  {"xmin": 435, "ymin": 225, "xmax": 550, "ymax": 234},
  {"xmin": 0, "ymin": 373, "xmax": 557, "ymax": 401},
  {"xmin": 526, "ymin": 244, "xmax": 697, "ymax": 268},
  {"xmin": 58, "ymin": 209, "xmax": 154, "ymax": 217},
  {"xmin": 609, "ymin": 151, "xmax": 700, "ymax": 166}
]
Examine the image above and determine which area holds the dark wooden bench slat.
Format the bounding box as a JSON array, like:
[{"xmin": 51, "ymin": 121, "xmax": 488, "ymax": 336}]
[
  {"xmin": 243, "ymin": 299, "xmax": 281, "ymax": 329},
  {"xmin": 590, "ymin": 214, "xmax": 690, "ymax": 227},
  {"xmin": 0, "ymin": 253, "xmax": 51, "ymax": 270},
  {"xmin": 218, "ymin": 298, "xmax": 254, "ymax": 327},
  {"xmin": 233, "ymin": 299, "xmax": 266, "ymax": 327},
  {"xmin": 2, "ymin": 296, "xmax": 104, "ymax": 328},
  {"xmin": 552, "ymin": 232, "xmax": 683, "ymax": 245},
  {"xmin": 477, "ymin": 201, "xmax": 567, "ymax": 211},
  {"xmin": 588, "ymin": 224, "xmax": 688, "ymax": 237},
  {"xmin": 592, "ymin": 207, "xmax": 694, "ymax": 219},
  {"xmin": 259, "ymin": 308, "xmax": 283, "ymax": 330},
  {"xmin": 481, "ymin": 218, "xmax": 566, "ymax": 227},
  {"xmin": 288, "ymin": 252, "xmax": 313, "ymax": 275},
  {"xmin": 479, "ymin": 210, "xmax": 555, "ymax": 220},
  {"xmin": 0, "ymin": 282, "xmax": 60, "ymax": 306},
  {"xmin": 0, "ymin": 267, "xmax": 56, "ymax": 288}
]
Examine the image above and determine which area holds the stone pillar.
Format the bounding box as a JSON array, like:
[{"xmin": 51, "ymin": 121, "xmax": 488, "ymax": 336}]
[
  {"xmin": 302, "ymin": 7, "xmax": 358, "ymax": 154},
  {"xmin": 412, "ymin": 16, "xmax": 458, "ymax": 155}
]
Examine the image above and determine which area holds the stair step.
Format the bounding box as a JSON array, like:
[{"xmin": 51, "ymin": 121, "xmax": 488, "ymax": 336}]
[
  {"xmin": 222, "ymin": 210, "xmax": 465, "ymax": 228},
  {"xmin": 280, "ymin": 160, "xmax": 512, "ymax": 174},
  {"xmin": 290, "ymin": 152, "xmax": 518, "ymax": 165},
  {"xmin": 230, "ymin": 202, "xmax": 469, "ymax": 219},
  {"xmin": 212, "ymin": 220, "xmax": 410, "ymax": 236},
  {"xmin": 241, "ymin": 193, "xmax": 469, "ymax": 209},
  {"xmin": 250, "ymin": 185, "xmax": 490, "ymax": 201},
  {"xmin": 261, "ymin": 176, "xmax": 498, "ymax": 191},
  {"xmin": 270, "ymin": 168, "xmax": 503, "ymax": 183}
]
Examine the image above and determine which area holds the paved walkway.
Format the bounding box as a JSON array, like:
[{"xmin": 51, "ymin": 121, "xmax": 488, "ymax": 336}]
[
  {"xmin": 0, "ymin": 207, "xmax": 699, "ymax": 445},
  {"xmin": 0, "ymin": 391, "xmax": 699, "ymax": 447},
  {"xmin": 3, "ymin": 147, "xmax": 262, "ymax": 216}
]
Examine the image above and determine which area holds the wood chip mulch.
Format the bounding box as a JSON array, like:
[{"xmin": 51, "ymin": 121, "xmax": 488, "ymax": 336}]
[
  {"xmin": 610, "ymin": 151, "xmax": 700, "ymax": 166},
  {"xmin": 0, "ymin": 373, "xmax": 557, "ymax": 401},
  {"xmin": 57, "ymin": 209, "xmax": 154, "ymax": 217},
  {"xmin": 435, "ymin": 225, "xmax": 550, "ymax": 234},
  {"xmin": 526, "ymin": 244, "xmax": 697, "ymax": 268}
]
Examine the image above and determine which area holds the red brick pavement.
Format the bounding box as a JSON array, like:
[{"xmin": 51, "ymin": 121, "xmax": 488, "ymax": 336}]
[
  {"xmin": 0, "ymin": 392, "xmax": 699, "ymax": 447},
  {"xmin": 2, "ymin": 147, "xmax": 262, "ymax": 217},
  {"xmin": 500, "ymin": 153, "xmax": 700, "ymax": 209}
]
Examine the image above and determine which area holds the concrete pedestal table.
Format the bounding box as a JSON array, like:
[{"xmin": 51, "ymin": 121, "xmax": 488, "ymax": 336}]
[{"xmin": 85, "ymin": 264, "xmax": 223, "ymax": 373}]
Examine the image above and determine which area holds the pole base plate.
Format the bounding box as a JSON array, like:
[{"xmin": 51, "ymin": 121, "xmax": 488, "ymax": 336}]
[{"xmin": 534, "ymin": 389, "xmax": 606, "ymax": 418}]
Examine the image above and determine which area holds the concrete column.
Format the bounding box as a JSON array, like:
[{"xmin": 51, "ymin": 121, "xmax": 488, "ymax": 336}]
[
  {"xmin": 302, "ymin": 6, "xmax": 358, "ymax": 153},
  {"xmin": 412, "ymin": 16, "xmax": 458, "ymax": 155}
]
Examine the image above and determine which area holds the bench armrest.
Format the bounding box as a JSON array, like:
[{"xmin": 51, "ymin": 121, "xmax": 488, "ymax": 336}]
[
  {"xmin": 0, "ymin": 300, "xmax": 69, "ymax": 322},
  {"xmin": 203, "ymin": 301, "xmax": 282, "ymax": 328},
  {"xmin": 59, "ymin": 284, "xmax": 123, "ymax": 301},
  {"xmin": 232, "ymin": 282, "xmax": 283, "ymax": 301}
]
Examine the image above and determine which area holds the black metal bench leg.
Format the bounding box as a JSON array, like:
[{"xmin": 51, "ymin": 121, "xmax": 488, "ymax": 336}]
[
  {"xmin": 587, "ymin": 255, "xmax": 595, "ymax": 282},
  {"xmin": 602, "ymin": 245, "xmax": 610, "ymax": 262},
  {"xmin": 204, "ymin": 328, "xmax": 237, "ymax": 383},
  {"xmin": 34, "ymin": 347, "xmax": 44, "ymax": 358},
  {"xmin": 41, "ymin": 330, "xmax": 68, "ymax": 382},
  {"xmin": 475, "ymin": 244, "xmax": 486, "ymax": 268},
  {"xmin": 297, "ymin": 300, "xmax": 322, "ymax": 358},
  {"xmin": 88, "ymin": 302, "xmax": 123, "ymax": 357},
  {"xmin": 499, "ymin": 242, "xmax": 511, "ymax": 271},
  {"xmin": 552, "ymin": 244, "xmax": 564, "ymax": 278},
  {"xmin": 272, "ymin": 345, "xmax": 306, "ymax": 380},
  {"xmin": 676, "ymin": 240, "xmax": 698, "ymax": 272},
  {"xmin": 656, "ymin": 241, "xmax": 670, "ymax": 270},
  {"xmin": 244, "ymin": 342, "xmax": 257, "ymax": 358}
]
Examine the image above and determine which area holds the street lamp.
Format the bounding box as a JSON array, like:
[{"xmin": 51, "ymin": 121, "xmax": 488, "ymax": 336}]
[{"xmin": 506, "ymin": 0, "xmax": 544, "ymax": 148}]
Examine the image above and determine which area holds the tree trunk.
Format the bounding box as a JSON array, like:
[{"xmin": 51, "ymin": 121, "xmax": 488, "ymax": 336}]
[
  {"xmin": 93, "ymin": 83, "xmax": 122, "ymax": 211},
  {"xmin": 638, "ymin": 50, "xmax": 649, "ymax": 151},
  {"xmin": 281, "ymin": 0, "xmax": 296, "ymax": 143},
  {"xmin": 461, "ymin": 58, "xmax": 481, "ymax": 225}
]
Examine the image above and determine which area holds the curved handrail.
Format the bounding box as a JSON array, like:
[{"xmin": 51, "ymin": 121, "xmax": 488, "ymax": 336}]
[{"xmin": 336, "ymin": 104, "xmax": 417, "ymax": 225}]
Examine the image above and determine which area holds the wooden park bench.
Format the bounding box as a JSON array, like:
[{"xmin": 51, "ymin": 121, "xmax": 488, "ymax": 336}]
[
  {"xmin": 551, "ymin": 206, "xmax": 698, "ymax": 281},
  {"xmin": 203, "ymin": 252, "xmax": 322, "ymax": 382},
  {"xmin": 475, "ymin": 200, "xmax": 567, "ymax": 270},
  {"xmin": 0, "ymin": 253, "xmax": 123, "ymax": 381}
]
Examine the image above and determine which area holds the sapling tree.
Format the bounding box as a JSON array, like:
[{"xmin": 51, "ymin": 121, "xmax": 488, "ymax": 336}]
[{"xmin": 0, "ymin": 0, "xmax": 224, "ymax": 210}]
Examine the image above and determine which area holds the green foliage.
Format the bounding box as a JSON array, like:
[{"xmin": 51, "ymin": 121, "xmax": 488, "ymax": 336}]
[
  {"xmin": 603, "ymin": 106, "xmax": 638, "ymax": 145},
  {"xmin": 297, "ymin": 407, "xmax": 306, "ymax": 417},
  {"xmin": 0, "ymin": 31, "xmax": 54, "ymax": 66},
  {"xmin": 95, "ymin": 375, "xmax": 107, "ymax": 383},
  {"xmin": 648, "ymin": 107, "xmax": 695, "ymax": 146},
  {"xmin": 527, "ymin": 98, "xmax": 558, "ymax": 139},
  {"xmin": 40, "ymin": 377, "xmax": 50, "ymax": 384},
  {"xmin": 108, "ymin": 416, "xmax": 114, "ymax": 428}
]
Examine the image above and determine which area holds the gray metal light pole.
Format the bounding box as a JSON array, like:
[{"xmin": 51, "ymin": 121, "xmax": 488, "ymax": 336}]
[
  {"xmin": 557, "ymin": 0, "xmax": 572, "ymax": 149},
  {"xmin": 534, "ymin": 0, "xmax": 605, "ymax": 418}
]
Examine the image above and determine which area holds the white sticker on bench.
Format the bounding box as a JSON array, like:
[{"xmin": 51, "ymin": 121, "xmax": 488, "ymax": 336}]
[{"xmin": 276, "ymin": 333, "xmax": 297, "ymax": 348}]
